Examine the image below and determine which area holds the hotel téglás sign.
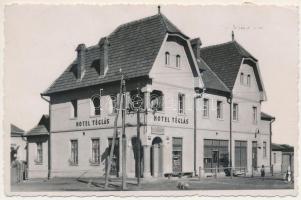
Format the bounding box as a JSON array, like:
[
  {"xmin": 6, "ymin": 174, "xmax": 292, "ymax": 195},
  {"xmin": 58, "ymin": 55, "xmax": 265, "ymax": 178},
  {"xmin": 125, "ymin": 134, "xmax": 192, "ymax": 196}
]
[{"xmin": 74, "ymin": 115, "xmax": 189, "ymax": 128}]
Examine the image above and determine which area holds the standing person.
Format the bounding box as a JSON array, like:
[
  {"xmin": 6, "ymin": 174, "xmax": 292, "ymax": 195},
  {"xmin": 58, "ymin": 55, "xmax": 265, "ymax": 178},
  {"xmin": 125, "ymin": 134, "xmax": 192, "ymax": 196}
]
[{"xmin": 260, "ymin": 165, "xmax": 265, "ymax": 181}]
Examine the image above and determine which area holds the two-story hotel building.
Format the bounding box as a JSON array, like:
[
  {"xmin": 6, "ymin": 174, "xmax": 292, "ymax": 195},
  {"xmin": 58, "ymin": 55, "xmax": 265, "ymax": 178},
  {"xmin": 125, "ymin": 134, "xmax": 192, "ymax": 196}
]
[{"xmin": 26, "ymin": 11, "xmax": 275, "ymax": 179}]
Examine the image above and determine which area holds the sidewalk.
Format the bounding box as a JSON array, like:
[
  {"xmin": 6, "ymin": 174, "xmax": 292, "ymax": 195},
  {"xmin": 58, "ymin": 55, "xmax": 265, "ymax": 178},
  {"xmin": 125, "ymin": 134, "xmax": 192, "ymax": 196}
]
[{"xmin": 11, "ymin": 175, "xmax": 294, "ymax": 192}]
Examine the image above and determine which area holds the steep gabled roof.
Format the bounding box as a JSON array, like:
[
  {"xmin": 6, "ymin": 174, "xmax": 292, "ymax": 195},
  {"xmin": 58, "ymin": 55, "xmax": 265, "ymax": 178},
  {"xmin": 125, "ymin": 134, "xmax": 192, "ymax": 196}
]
[
  {"xmin": 43, "ymin": 14, "xmax": 187, "ymax": 95},
  {"xmin": 197, "ymin": 58, "xmax": 230, "ymax": 93},
  {"xmin": 200, "ymin": 40, "xmax": 257, "ymax": 91},
  {"xmin": 26, "ymin": 115, "xmax": 50, "ymax": 136},
  {"xmin": 11, "ymin": 124, "xmax": 25, "ymax": 137}
]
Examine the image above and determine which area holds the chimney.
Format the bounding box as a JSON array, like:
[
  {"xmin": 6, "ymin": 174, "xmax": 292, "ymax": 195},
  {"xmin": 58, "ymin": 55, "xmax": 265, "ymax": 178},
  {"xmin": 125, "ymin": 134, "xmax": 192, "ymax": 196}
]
[
  {"xmin": 75, "ymin": 43, "xmax": 86, "ymax": 79},
  {"xmin": 99, "ymin": 37, "xmax": 109, "ymax": 76},
  {"xmin": 190, "ymin": 38, "xmax": 202, "ymax": 61}
]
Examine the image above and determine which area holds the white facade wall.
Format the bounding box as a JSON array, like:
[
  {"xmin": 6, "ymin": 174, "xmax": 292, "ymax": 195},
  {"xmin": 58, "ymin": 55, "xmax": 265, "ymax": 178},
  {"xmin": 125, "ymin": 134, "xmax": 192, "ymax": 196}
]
[{"xmin": 46, "ymin": 36, "xmax": 272, "ymax": 178}]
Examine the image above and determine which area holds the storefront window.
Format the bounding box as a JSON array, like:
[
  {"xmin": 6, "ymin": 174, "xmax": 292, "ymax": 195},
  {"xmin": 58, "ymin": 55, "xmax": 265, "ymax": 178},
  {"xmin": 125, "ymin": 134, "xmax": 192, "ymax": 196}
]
[
  {"xmin": 235, "ymin": 140, "xmax": 247, "ymax": 170},
  {"xmin": 204, "ymin": 139, "xmax": 229, "ymax": 172},
  {"xmin": 172, "ymin": 137, "xmax": 183, "ymax": 173}
]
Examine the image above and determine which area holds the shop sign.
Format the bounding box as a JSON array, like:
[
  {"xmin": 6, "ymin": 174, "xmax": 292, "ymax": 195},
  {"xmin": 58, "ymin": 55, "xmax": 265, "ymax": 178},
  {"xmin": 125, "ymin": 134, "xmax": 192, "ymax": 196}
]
[
  {"xmin": 75, "ymin": 118, "xmax": 110, "ymax": 127},
  {"xmin": 151, "ymin": 126, "xmax": 164, "ymax": 135},
  {"xmin": 153, "ymin": 115, "xmax": 189, "ymax": 125}
]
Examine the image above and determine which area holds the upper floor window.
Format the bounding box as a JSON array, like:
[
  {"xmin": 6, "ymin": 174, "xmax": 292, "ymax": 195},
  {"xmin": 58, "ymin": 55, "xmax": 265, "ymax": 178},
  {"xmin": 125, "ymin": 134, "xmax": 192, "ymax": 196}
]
[
  {"xmin": 178, "ymin": 93, "xmax": 185, "ymax": 114},
  {"xmin": 176, "ymin": 55, "xmax": 181, "ymax": 67},
  {"xmin": 203, "ymin": 98, "xmax": 209, "ymax": 118},
  {"xmin": 70, "ymin": 140, "xmax": 78, "ymax": 165},
  {"xmin": 91, "ymin": 96, "xmax": 101, "ymax": 116},
  {"xmin": 128, "ymin": 90, "xmax": 144, "ymax": 112},
  {"xmin": 217, "ymin": 100, "xmax": 223, "ymax": 119},
  {"xmin": 252, "ymin": 106, "xmax": 258, "ymax": 124},
  {"xmin": 150, "ymin": 90, "xmax": 164, "ymax": 111},
  {"xmin": 233, "ymin": 103, "xmax": 238, "ymax": 121},
  {"xmin": 263, "ymin": 141, "xmax": 267, "ymax": 158},
  {"xmin": 247, "ymin": 74, "xmax": 251, "ymax": 86},
  {"xmin": 70, "ymin": 99, "xmax": 78, "ymax": 118},
  {"xmin": 91, "ymin": 138, "xmax": 100, "ymax": 164},
  {"xmin": 273, "ymin": 152, "xmax": 277, "ymax": 164},
  {"xmin": 36, "ymin": 142, "xmax": 43, "ymax": 164},
  {"xmin": 240, "ymin": 73, "xmax": 244, "ymax": 85},
  {"xmin": 165, "ymin": 52, "xmax": 170, "ymax": 65}
]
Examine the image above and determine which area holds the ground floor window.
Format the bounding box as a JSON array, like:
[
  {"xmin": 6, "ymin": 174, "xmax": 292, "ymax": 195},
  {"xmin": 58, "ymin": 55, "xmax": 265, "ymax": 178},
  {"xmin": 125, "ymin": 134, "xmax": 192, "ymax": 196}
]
[
  {"xmin": 36, "ymin": 142, "xmax": 43, "ymax": 164},
  {"xmin": 172, "ymin": 137, "xmax": 183, "ymax": 173},
  {"xmin": 235, "ymin": 141, "xmax": 247, "ymax": 170},
  {"xmin": 91, "ymin": 138, "xmax": 100, "ymax": 164},
  {"xmin": 204, "ymin": 139, "xmax": 229, "ymax": 172},
  {"xmin": 70, "ymin": 140, "xmax": 78, "ymax": 165}
]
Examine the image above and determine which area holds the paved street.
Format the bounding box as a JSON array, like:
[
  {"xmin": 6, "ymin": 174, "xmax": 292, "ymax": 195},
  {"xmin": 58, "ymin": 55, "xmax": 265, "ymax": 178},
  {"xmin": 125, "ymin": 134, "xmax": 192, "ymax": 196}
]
[{"xmin": 11, "ymin": 176, "xmax": 294, "ymax": 192}]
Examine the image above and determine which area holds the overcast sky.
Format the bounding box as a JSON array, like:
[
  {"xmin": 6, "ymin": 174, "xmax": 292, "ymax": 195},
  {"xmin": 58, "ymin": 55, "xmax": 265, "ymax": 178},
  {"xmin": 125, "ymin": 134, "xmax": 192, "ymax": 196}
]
[{"xmin": 4, "ymin": 4, "xmax": 298, "ymax": 146}]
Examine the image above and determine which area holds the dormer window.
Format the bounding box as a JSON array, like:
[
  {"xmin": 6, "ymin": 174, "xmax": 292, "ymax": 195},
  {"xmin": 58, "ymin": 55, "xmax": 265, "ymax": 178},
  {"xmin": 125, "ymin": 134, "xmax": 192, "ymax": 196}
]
[
  {"xmin": 70, "ymin": 100, "xmax": 78, "ymax": 118},
  {"xmin": 165, "ymin": 52, "xmax": 170, "ymax": 65},
  {"xmin": 247, "ymin": 74, "xmax": 251, "ymax": 86},
  {"xmin": 176, "ymin": 55, "xmax": 181, "ymax": 67},
  {"xmin": 240, "ymin": 73, "xmax": 244, "ymax": 85}
]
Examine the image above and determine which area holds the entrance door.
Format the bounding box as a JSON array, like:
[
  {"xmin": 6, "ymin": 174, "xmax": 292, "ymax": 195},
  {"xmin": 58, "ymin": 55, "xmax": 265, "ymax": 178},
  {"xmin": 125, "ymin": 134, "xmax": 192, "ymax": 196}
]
[
  {"xmin": 108, "ymin": 138, "xmax": 120, "ymax": 176},
  {"xmin": 151, "ymin": 137, "xmax": 163, "ymax": 177},
  {"xmin": 212, "ymin": 150, "xmax": 219, "ymax": 170},
  {"xmin": 252, "ymin": 141, "xmax": 257, "ymax": 170},
  {"xmin": 172, "ymin": 137, "xmax": 183, "ymax": 173}
]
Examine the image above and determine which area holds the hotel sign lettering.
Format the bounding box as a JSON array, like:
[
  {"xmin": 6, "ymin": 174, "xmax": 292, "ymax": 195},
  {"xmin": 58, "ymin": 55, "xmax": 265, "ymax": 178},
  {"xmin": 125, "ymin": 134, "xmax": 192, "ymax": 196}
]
[
  {"xmin": 153, "ymin": 115, "xmax": 189, "ymax": 125},
  {"xmin": 75, "ymin": 118, "xmax": 110, "ymax": 127}
]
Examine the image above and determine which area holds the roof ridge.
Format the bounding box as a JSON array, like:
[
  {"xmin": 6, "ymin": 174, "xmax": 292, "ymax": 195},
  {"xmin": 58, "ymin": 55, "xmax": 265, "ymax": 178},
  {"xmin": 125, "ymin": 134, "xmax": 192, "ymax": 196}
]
[
  {"xmin": 109, "ymin": 14, "xmax": 159, "ymax": 37},
  {"xmin": 200, "ymin": 41, "xmax": 234, "ymax": 51}
]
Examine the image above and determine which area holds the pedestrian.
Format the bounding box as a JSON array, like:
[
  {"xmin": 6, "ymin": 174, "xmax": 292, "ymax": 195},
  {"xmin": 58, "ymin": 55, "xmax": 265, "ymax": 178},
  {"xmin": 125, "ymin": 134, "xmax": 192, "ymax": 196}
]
[{"xmin": 260, "ymin": 165, "xmax": 265, "ymax": 181}]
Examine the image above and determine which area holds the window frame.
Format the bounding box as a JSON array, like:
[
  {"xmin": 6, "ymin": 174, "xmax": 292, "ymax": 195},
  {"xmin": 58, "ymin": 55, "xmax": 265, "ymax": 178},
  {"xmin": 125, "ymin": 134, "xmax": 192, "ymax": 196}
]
[
  {"xmin": 70, "ymin": 99, "xmax": 78, "ymax": 119},
  {"xmin": 216, "ymin": 100, "xmax": 223, "ymax": 119},
  {"xmin": 203, "ymin": 98, "xmax": 209, "ymax": 118},
  {"xmin": 70, "ymin": 139, "xmax": 79, "ymax": 166},
  {"xmin": 178, "ymin": 93, "xmax": 185, "ymax": 115},
  {"xmin": 176, "ymin": 54, "xmax": 181, "ymax": 68},
  {"xmin": 240, "ymin": 73, "xmax": 244, "ymax": 85},
  {"xmin": 263, "ymin": 141, "xmax": 267, "ymax": 158},
  {"xmin": 91, "ymin": 138, "xmax": 100, "ymax": 165},
  {"xmin": 247, "ymin": 74, "xmax": 251, "ymax": 86},
  {"xmin": 165, "ymin": 52, "xmax": 170, "ymax": 65},
  {"xmin": 233, "ymin": 103, "xmax": 239, "ymax": 121},
  {"xmin": 35, "ymin": 142, "xmax": 43, "ymax": 164},
  {"xmin": 90, "ymin": 96, "xmax": 101, "ymax": 116},
  {"xmin": 252, "ymin": 106, "xmax": 258, "ymax": 124}
]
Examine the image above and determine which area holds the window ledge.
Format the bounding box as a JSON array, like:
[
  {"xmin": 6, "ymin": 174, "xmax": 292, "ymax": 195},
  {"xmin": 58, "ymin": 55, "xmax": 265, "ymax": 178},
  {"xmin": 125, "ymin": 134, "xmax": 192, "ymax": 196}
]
[
  {"xmin": 90, "ymin": 115, "xmax": 101, "ymax": 118},
  {"xmin": 34, "ymin": 161, "xmax": 43, "ymax": 165},
  {"xmin": 165, "ymin": 65, "xmax": 181, "ymax": 70},
  {"xmin": 70, "ymin": 117, "xmax": 77, "ymax": 120}
]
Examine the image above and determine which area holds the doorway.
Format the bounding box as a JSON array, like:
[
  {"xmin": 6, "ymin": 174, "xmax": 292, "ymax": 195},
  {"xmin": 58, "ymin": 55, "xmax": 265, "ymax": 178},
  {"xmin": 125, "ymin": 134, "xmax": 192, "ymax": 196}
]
[
  {"xmin": 151, "ymin": 137, "xmax": 163, "ymax": 177},
  {"xmin": 172, "ymin": 137, "xmax": 183, "ymax": 173}
]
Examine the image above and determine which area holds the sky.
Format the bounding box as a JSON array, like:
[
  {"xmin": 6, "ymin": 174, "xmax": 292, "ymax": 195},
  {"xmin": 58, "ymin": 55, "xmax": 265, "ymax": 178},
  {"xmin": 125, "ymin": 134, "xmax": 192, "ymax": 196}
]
[{"xmin": 3, "ymin": 4, "xmax": 298, "ymax": 146}]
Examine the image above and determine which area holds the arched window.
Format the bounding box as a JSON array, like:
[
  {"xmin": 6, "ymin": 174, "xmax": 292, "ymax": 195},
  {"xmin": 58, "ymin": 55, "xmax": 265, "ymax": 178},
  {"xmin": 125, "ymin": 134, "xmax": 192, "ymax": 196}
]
[
  {"xmin": 91, "ymin": 96, "xmax": 101, "ymax": 116},
  {"xmin": 165, "ymin": 52, "xmax": 170, "ymax": 65},
  {"xmin": 150, "ymin": 90, "xmax": 164, "ymax": 111},
  {"xmin": 247, "ymin": 74, "xmax": 251, "ymax": 86},
  {"xmin": 240, "ymin": 73, "xmax": 244, "ymax": 85},
  {"xmin": 176, "ymin": 55, "xmax": 181, "ymax": 67}
]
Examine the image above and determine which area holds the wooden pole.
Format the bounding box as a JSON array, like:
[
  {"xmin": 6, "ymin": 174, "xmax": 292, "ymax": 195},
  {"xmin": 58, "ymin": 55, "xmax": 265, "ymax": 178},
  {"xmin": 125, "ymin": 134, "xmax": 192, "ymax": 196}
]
[
  {"xmin": 121, "ymin": 78, "xmax": 127, "ymax": 190},
  {"xmin": 104, "ymin": 75, "xmax": 123, "ymax": 189},
  {"xmin": 137, "ymin": 108, "xmax": 141, "ymax": 186}
]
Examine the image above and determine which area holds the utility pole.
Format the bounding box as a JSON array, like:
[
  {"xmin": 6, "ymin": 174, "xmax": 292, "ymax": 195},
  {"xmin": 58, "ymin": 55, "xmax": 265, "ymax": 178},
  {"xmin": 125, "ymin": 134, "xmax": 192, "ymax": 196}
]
[
  {"xmin": 227, "ymin": 95, "xmax": 233, "ymax": 178},
  {"xmin": 121, "ymin": 77, "xmax": 127, "ymax": 190},
  {"xmin": 136, "ymin": 89, "xmax": 142, "ymax": 186},
  {"xmin": 104, "ymin": 75, "xmax": 123, "ymax": 189}
]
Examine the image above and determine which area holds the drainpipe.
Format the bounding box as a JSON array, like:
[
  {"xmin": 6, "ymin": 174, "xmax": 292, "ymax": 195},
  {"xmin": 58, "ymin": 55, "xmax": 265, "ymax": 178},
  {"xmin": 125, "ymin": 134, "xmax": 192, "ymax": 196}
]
[
  {"xmin": 41, "ymin": 94, "xmax": 51, "ymax": 179},
  {"xmin": 226, "ymin": 93, "xmax": 233, "ymax": 175},
  {"xmin": 269, "ymin": 118, "xmax": 275, "ymax": 169},
  {"xmin": 194, "ymin": 88, "xmax": 205, "ymax": 176}
]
